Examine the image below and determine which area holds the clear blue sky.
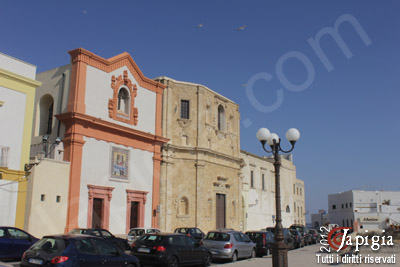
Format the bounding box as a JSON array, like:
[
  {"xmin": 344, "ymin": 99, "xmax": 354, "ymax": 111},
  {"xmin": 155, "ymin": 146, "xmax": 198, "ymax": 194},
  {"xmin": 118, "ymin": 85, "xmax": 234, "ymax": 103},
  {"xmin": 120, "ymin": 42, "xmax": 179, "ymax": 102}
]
[{"xmin": 2, "ymin": 1, "xmax": 399, "ymax": 221}]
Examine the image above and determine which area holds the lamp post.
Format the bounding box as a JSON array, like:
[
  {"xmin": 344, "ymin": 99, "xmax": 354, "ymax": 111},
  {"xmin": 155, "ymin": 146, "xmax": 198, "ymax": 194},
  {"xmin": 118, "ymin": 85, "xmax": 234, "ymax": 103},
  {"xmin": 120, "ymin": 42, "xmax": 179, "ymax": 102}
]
[{"xmin": 256, "ymin": 127, "xmax": 300, "ymax": 267}]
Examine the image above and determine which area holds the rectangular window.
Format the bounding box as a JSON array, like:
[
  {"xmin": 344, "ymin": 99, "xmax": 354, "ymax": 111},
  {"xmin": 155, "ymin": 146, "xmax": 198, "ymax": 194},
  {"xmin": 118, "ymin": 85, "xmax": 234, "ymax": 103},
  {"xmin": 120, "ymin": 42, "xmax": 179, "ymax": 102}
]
[
  {"xmin": 332, "ymin": 205, "xmax": 336, "ymax": 210},
  {"xmin": 41, "ymin": 194, "xmax": 45, "ymax": 202},
  {"xmin": 262, "ymin": 174, "xmax": 265, "ymax": 190},
  {"xmin": 180, "ymin": 100, "xmax": 190, "ymax": 119},
  {"xmin": 0, "ymin": 146, "xmax": 10, "ymax": 168},
  {"xmin": 56, "ymin": 196, "xmax": 61, "ymax": 203},
  {"xmin": 250, "ymin": 171, "xmax": 254, "ymax": 188}
]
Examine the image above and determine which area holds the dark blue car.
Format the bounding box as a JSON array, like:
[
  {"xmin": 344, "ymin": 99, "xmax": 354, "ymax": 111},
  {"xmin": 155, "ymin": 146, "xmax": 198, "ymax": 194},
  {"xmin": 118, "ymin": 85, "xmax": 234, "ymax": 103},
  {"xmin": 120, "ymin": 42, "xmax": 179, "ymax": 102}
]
[
  {"xmin": 21, "ymin": 234, "xmax": 139, "ymax": 267},
  {"xmin": 0, "ymin": 227, "xmax": 38, "ymax": 260}
]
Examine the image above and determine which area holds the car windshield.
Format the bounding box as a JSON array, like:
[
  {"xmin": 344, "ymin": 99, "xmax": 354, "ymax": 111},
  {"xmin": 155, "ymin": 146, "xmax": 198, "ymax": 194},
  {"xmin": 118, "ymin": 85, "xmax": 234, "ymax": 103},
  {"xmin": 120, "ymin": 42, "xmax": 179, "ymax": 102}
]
[
  {"xmin": 246, "ymin": 232, "xmax": 262, "ymax": 242},
  {"xmin": 205, "ymin": 232, "xmax": 230, "ymax": 241},
  {"xmin": 138, "ymin": 234, "xmax": 164, "ymax": 244},
  {"xmin": 31, "ymin": 238, "xmax": 66, "ymax": 254},
  {"xmin": 129, "ymin": 229, "xmax": 145, "ymax": 236}
]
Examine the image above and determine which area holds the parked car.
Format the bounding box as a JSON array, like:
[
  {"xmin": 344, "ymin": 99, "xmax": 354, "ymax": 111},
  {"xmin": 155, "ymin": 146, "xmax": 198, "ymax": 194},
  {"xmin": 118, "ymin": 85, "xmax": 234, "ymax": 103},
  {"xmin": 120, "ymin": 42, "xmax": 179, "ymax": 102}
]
[
  {"xmin": 21, "ymin": 234, "xmax": 139, "ymax": 267},
  {"xmin": 127, "ymin": 228, "xmax": 160, "ymax": 245},
  {"xmin": 0, "ymin": 227, "xmax": 38, "ymax": 260},
  {"xmin": 202, "ymin": 230, "xmax": 256, "ymax": 262},
  {"xmin": 308, "ymin": 229, "xmax": 320, "ymax": 244},
  {"xmin": 265, "ymin": 227, "xmax": 295, "ymax": 249},
  {"xmin": 69, "ymin": 228, "xmax": 130, "ymax": 251},
  {"xmin": 245, "ymin": 230, "xmax": 274, "ymax": 256},
  {"xmin": 289, "ymin": 229, "xmax": 304, "ymax": 248},
  {"xmin": 132, "ymin": 233, "xmax": 211, "ymax": 267},
  {"xmin": 289, "ymin": 225, "xmax": 312, "ymax": 245},
  {"xmin": 174, "ymin": 227, "xmax": 205, "ymax": 244}
]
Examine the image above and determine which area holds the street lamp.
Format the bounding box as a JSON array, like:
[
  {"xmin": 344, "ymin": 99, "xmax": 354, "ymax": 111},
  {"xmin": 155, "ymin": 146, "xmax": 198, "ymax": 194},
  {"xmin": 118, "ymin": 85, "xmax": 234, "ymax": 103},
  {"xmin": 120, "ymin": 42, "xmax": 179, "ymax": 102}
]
[{"xmin": 256, "ymin": 127, "xmax": 300, "ymax": 267}]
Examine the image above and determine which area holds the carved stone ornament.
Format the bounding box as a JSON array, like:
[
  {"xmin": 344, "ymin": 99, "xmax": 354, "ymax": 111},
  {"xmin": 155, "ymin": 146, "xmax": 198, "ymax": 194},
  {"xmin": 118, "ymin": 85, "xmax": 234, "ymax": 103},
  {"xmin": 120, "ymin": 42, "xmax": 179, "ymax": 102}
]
[{"xmin": 108, "ymin": 70, "xmax": 138, "ymax": 125}]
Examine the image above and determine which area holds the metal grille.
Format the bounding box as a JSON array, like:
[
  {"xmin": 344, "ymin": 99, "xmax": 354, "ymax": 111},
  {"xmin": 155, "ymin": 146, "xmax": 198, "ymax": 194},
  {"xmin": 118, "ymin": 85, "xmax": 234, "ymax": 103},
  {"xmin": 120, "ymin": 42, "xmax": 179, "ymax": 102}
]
[{"xmin": 180, "ymin": 100, "xmax": 190, "ymax": 119}]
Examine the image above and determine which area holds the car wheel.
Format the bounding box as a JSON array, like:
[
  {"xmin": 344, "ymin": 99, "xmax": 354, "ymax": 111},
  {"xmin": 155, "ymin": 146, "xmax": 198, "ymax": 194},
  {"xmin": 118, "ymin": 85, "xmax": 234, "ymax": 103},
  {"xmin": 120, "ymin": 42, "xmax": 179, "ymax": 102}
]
[
  {"xmin": 203, "ymin": 253, "xmax": 211, "ymax": 266},
  {"xmin": 168, "ymin": 256, "xmax": 179, "ymax": 267},
  {"xmin": 250, "ymin": 248, "xmax": 256, "ymax": 258},
  {"xmin": 231, "ymin": 251, "xmax": 238, "ymax": 262}
]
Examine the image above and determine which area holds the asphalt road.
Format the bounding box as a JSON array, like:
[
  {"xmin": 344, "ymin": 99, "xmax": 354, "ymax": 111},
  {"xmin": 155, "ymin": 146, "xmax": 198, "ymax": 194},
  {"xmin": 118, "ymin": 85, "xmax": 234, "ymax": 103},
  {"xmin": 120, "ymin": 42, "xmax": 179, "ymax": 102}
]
[{"xmin": 2, "ymin": 244, "xmax": 399, "ymax": 267}]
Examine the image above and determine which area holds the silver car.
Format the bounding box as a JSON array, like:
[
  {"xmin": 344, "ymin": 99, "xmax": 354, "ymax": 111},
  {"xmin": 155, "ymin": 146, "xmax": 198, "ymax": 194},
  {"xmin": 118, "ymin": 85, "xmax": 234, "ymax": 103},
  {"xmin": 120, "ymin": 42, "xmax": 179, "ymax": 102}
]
[
  {"xmin": 127, "ymin": 227, "xmax": 160, "ymax": 245},
  {"xmin": 203, "ymin": 230, "xmax": 256, "ymax": 261}
]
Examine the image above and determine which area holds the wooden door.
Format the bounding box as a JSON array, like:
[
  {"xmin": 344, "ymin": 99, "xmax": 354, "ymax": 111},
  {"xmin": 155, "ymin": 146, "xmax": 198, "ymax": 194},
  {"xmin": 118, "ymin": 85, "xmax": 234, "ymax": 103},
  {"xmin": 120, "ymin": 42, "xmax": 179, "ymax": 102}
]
[
  {"xmin": 92, "ymin": 198, "xmax": 104, "ymax": 228},
  {"xmin": 216, "ymin": 194, "xmax": 226, "ymax": 229},
  {"xmin": 130, "ymin": 201, "xmax": 139, "ymax": 229}
]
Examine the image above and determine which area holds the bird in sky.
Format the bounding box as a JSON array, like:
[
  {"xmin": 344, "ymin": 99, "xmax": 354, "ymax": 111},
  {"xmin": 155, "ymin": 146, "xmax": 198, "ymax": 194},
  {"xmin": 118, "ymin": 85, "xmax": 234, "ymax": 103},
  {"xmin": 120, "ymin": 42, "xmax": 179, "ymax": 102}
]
[{"xmin": 235, "ymin": 25, "xmax": 247, "ymax": 31}]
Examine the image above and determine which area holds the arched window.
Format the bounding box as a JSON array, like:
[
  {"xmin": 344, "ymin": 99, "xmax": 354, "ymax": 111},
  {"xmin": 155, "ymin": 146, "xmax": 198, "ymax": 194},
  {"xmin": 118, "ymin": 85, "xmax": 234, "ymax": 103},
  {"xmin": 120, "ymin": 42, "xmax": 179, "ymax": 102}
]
[
  {"xmin": 286, "ymin": 205, "xmax": 290, "ymax": 213},
  {"xmin": 117, "ymin": 88, "xmax": 130, "ymax": 114},
  {"xmin": 39, "ymin": 94, "xmax": 54, "ymax": 135},
  {"xmin": 179, "ymin": 197, "xmax": 189, "ymax": 215},
  {"xmin": 217, "ymin": 105, "xmax": 225, "ymax": 131}
]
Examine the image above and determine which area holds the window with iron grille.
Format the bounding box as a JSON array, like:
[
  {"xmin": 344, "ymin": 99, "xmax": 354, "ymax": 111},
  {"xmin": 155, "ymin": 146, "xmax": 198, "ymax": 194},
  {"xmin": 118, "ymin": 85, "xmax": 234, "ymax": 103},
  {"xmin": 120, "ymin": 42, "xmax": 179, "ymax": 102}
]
[
  {"xmin": 180, "ymin": 100, "xmax": 190, "ymax": 119},
  {"xmin": 0, "ymin": 146, "xmax": 10, "ymax": 168}
]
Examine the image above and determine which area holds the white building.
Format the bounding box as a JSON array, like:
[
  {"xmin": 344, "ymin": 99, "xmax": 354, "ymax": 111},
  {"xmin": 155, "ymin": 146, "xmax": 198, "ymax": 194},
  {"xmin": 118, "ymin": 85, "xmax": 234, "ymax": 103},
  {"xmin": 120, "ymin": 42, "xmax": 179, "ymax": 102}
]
[
  {"xmin": 241, "ymin": 150, "xmax": 305, "ymax": 230},
  {"xmin": 28, "ymin": 48, "xmax": 167, "ymax": 236},
  {"xmin": 311, "ymin": 209, "xmax": 329, "ymax": 228},
  {"xmin": 0, "ymin": 52, "xmax": 40, "ymax": 228},
  {"xmin": 328, "ymin": 190, "xmax": 400, "ymax": 231}
]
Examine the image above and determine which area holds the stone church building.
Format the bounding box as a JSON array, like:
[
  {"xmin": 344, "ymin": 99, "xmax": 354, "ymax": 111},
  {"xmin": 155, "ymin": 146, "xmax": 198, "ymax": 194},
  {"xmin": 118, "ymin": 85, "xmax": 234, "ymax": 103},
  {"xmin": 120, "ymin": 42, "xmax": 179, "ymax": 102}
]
[{"xmin": 155, "ymin": 77, "xmax": 243, "ymax": 232}]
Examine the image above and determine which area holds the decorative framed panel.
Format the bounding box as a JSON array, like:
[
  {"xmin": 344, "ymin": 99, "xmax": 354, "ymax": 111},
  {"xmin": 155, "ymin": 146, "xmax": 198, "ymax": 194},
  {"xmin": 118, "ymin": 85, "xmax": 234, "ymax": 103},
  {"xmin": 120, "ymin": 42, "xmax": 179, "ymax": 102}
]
[{"xmin": 110, "ymin": 147, "xmax": 129, "ymax": 179}]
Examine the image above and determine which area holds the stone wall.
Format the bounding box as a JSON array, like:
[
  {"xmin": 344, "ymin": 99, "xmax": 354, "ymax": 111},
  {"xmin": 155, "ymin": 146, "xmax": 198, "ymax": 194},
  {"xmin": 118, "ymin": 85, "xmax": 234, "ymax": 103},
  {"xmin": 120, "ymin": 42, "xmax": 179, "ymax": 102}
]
[{"xmin": 156, "ymin": 77, "xmax": 243, "ymax": 232}]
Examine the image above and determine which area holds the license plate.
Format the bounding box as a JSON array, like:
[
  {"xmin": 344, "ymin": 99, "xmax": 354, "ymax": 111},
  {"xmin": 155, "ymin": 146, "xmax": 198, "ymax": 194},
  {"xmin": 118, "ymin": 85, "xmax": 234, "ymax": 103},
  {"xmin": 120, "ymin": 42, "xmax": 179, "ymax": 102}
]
[
  {"xmin": 138, "ymin": 247, "xmax": 150, "ymax": 253},
  {"xmin": 28, "ymin": 258, "xmax": 43, "ymax": 265}
]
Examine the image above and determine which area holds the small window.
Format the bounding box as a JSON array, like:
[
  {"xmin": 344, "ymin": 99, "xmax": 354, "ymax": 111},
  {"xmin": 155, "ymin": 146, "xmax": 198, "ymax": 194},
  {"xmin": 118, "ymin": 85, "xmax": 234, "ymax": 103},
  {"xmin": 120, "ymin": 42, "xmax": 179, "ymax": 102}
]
[
  {"xmin": 349, "ymin": 202, "xmax": 352, "ymax": 208},
  {"xmin": 41, "ymin": 194, "xmax": 45, "ymax": 202},
  {"xmin": 56, "ymin": 196, "xmax": 61, "ymax": 203},
  {"xmin": 0, "ymin": 146, "xmax": 10, "ymax": 168},
  {"xmin": 332, "ymin": 205, "xmax": 336, "ymax": 210},
  {"xmin": 262, "ymin": 174, "xmax": 265, "ymax": 190},
  {"xmin": 293, "ymin": 184, "xmax": 295, "ymax": 194},
  {"xmin": 345, "ymin": 203, "xmax": 348, "ymax": 208},
  {"xmin": 250, "ymin": 171, "xmax": 254, "ymax": 188},
  {"xmin": 217, "ymin": 105, "xmax": 225, "ymax": 131},
  {"xmin": 39, "ymin": 94, "xmax": 54, "ymax": 135},
  {"xmin": 117, "ymin": 88, "xmax": 130, "ymax": 114},
  {"xmin": 180, "ymin": 100, "xmax": 190, "ymax": 119},
  {"xmin": 286, "ymin": 205, "xmax": 290, "ymax": 213},
  {"xmin": 179, "ymin": 197, "xmax": 189, "ymax": 215},
  {"xmin": 342, "ymin": 204, "xmax": 344, "ymax": 209}
]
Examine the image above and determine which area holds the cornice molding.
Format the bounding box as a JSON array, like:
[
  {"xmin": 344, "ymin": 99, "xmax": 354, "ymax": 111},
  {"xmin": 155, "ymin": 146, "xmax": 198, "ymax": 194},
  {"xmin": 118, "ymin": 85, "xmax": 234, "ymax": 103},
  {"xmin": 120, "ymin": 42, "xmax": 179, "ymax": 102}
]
[
  {"xmin": 56, "ymin": 112, "xmax": 169, "ymax": 146},
  {"xmin": 68, "ymin": 48, "xmax": 166, "ymax": 94},
  {"xmin": 0, "ymin": 68, "xmax": 41, "ymax": 88},
  {"xmin": 163, "ymin": 143, "xmax": 243, "ymax": 164}
]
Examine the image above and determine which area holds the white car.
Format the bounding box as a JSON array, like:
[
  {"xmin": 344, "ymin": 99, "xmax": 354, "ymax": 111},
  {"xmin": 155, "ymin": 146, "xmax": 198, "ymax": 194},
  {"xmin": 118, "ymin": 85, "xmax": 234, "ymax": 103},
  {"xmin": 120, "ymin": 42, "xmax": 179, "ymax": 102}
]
[{"xmin": 127, "ymin": 227, "xmax": 160, "ymax": 245}]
